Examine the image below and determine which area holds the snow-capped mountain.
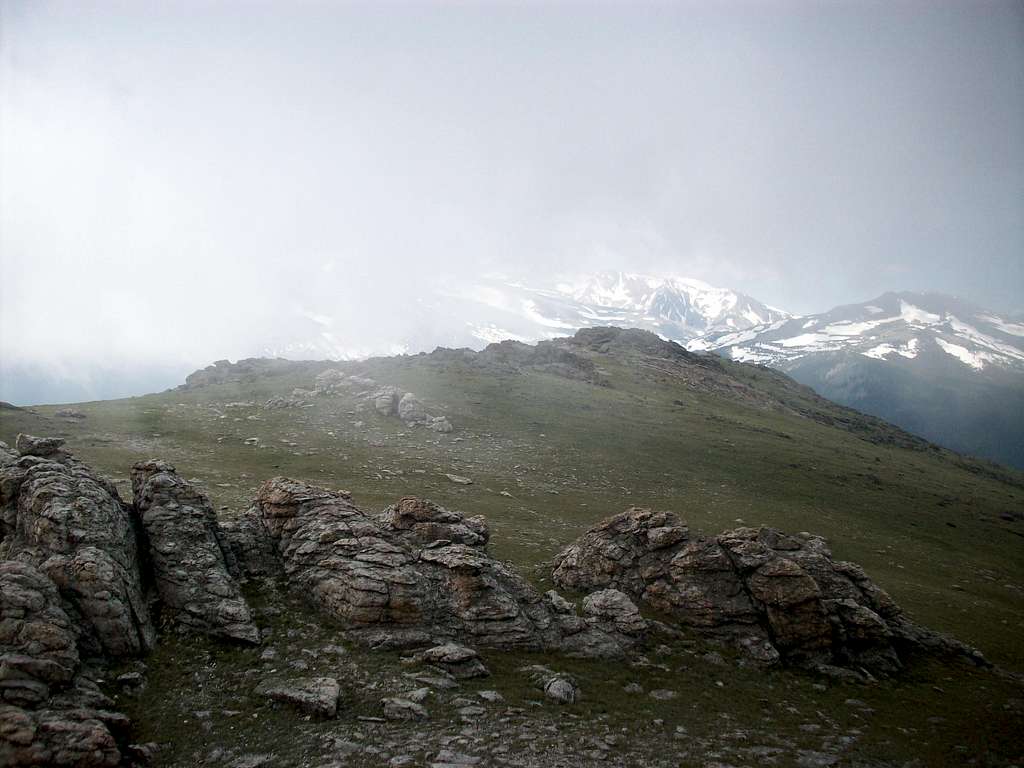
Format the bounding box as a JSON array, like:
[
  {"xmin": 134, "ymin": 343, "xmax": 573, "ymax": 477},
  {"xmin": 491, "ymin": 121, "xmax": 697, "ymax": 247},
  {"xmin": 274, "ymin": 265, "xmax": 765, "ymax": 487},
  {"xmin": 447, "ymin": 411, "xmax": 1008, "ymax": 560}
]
[
  {"xmin": 696, "ymin": 292, "xmax": 1024, "ymax": 468},
  {"xmin": 257, "ymin": 277, "xmax": 1022, "ymax": 468},
  {"xmin": 453, "ymin": 271, "xmax": 790, "ymax": 347},
  {"xmin": 694, "ymin": 291, "xmax": 1024, "ymax": 372}
]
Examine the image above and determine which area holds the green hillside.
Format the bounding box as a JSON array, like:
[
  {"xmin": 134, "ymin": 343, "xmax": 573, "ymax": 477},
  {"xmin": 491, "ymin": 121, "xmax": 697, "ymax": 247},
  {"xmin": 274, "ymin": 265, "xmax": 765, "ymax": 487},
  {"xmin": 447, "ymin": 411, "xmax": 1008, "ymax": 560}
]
[{"xmin": 2, "ymin": 327, "xmax": 1022, "ymax": 766}]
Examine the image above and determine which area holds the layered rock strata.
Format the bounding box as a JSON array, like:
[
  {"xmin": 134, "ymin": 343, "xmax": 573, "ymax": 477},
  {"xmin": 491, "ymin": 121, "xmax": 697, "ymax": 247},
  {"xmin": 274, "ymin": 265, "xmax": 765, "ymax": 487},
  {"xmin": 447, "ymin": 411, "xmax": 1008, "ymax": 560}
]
[{"xmin": 552, "ymin": 507, "xmax": 986, "ymax": 674}]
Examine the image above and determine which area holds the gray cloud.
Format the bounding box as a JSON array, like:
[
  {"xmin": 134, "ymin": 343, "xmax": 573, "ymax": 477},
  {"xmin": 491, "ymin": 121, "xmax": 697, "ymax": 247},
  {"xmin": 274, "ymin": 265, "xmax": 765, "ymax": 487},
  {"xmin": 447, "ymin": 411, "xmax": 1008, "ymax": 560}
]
[{"xmin": 2, "ymin": 1, "xmax": 1022, "ymax": 384}]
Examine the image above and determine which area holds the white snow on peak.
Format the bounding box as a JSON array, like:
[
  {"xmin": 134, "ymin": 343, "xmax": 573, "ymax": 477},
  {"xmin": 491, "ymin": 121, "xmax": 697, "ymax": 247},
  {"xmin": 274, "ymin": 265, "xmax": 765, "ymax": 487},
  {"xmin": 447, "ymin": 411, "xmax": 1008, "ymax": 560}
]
[
  {"xmin": 978, "ymin": 314, "xmax": 1024, "ymax": 337},
  {"xmin": 899, "ymin": 300, "xmax": 942, "ymax": 325},
  {"xmin": 862, "ymin": 338, "xmax": 919, "ymax": 360},
  {"xmin": 864, "ymin": 305, "xmax": 885, "ymax": 315},
  {"xmin": 936, "ymin": 338, "xmax": 987, "ymax": 369},
  {"xmin": 521, "ymin": 299, "xmax": 577, "ymax": 330},
  {"xmin": 946, "ymin": 317, "xmax": 1024, "ymax": 362}
]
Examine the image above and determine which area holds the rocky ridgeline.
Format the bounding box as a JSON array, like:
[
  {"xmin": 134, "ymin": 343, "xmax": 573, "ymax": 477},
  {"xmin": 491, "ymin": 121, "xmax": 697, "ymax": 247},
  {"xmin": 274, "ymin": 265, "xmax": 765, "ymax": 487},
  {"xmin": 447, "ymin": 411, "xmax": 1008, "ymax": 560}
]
[
  {"xmin": 552, "ymin": 507, "xmax": 986, "ymax": 679},
  {"xmin": 0, "ymin": 436, "xmax": 990, "ymax": 765}
]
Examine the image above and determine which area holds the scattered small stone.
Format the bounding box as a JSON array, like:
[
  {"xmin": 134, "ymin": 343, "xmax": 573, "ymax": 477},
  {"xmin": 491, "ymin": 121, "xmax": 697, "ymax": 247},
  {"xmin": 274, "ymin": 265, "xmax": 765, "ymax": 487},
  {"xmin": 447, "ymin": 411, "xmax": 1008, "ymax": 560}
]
[{"xmin": 382, "ymin": 697, "xmax": 429, "ymax": 721}]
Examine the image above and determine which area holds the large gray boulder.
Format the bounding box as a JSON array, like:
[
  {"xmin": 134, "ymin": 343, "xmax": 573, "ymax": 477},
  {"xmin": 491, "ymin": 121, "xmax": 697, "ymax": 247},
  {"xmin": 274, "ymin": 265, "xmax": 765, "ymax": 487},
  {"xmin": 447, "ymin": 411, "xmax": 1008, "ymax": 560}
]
[
  {"xmin": 397, "ymin": 393, "xmax": 429, "ymax": 423},
  {"xmin": 0, "ymin": 561, "xmax": 127, "ymax": 767},
  {"xmin": 373, "ymin": 386, "xmax": 402, "ymax": 416},
  {"xmin": 552, "ymin": 507, "xmax": 986, "ymax": 674},
  {"xmin": 253, "ymin": 676, "xmax": 340, "ymax": 718},
  {"xmin": 2, "ymin": 435, "xmax": 155, "ymax": 658},
  {"xmin": 252, "ymin": 478, "xmax": 558, "ymax": 650},
  {"xmin": 131, "ymin": 460, "xmax": 260, "ymax": 644}
]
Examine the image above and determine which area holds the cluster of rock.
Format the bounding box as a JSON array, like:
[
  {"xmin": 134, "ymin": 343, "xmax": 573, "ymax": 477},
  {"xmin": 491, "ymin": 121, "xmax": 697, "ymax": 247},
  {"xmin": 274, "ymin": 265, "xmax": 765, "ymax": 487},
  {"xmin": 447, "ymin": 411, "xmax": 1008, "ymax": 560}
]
[
  {"xmin": 0, "ymin": 434, "xmax": 992, "ymax": 762},
  {"xmin": 370, "ymin": 387, "xmax": 453, "ymax": 433},
  {"xmin": 552, "ymin": 507, "xmax": 986, "ymax": 677},
  {"xmin": 312, "ymin": 368, "xmax": 377, "ymax": 395},
  {"xmin": 312, "ymin": 368, "xmax": 455, "ymax": 432},
  {"xmin": 0, "ymin": 437, "xmax": 258, "ymax": 766},
  {"xmin": 263, "ymin": 395, "xmax": 311, "ymax": 409},
  {"xmin": 230, "ymin": 478, "xmax": 652, "ymax": 655},
  {"xmin": 182, "ymin": 358, "xmax": 321, "ymax": 390},
  {"xmin": 53, "ymin": 408, "xmax": 86, "ymax": 420}
]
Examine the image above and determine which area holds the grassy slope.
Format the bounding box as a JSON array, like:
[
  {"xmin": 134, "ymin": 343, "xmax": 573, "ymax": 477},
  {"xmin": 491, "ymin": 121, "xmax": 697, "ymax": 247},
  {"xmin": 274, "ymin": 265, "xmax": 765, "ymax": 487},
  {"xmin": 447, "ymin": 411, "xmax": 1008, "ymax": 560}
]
[{"xmin": 3, "ymin": 343, "xmax": 1021, "ymax": 670}]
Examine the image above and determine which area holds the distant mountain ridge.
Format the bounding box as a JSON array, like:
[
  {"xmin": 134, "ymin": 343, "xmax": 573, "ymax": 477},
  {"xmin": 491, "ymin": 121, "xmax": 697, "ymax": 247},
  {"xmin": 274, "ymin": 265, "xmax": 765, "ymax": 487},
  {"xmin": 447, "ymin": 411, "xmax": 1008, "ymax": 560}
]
[
  {"xmin": 453, "ymin": 271, "xmax": 791, "ymax": 347},
  {"xmin": 692, "ymin": 291, "xmax": 1024, "ymax": 372},
  {"xmin": 693, "ymin": 291, "xmax": 1024, "ymax": 468}
]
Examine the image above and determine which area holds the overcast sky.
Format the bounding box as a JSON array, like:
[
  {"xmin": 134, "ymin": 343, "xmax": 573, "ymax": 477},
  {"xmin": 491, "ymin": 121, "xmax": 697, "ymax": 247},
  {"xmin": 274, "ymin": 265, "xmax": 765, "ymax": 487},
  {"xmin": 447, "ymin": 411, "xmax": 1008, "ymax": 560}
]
[{"xmin": 2, "ymin": 0, "xmax": 1023, "ymax": 394}]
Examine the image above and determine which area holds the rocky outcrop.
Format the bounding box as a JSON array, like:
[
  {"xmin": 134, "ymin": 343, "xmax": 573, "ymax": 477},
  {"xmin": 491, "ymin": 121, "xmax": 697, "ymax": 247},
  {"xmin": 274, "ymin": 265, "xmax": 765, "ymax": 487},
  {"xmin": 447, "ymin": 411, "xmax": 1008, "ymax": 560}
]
[
  {"xmin": 240, "ymin": 479, "xmax": 655, "ymax": 657},
  {"xmin": 0, "ymin": 561, "xmax": 128, "ymax": 767},
  {"xmin": 553, "ymin": 507, "xmax": 986, "ymax": 675},
  {"xmin": 0, "ymin": 438, "xmax": 268, "ymax": 764},
  {"xmin": 131, "ymin": 460, "xmax": 259, "ymax": 644},
  {"xmin": 1, "ymin": 437, "xmax": 155, "ymax": 658},
  {"xmin": 376, "ymin": 497, "xmax": 489, "ymax": 548},
  {"xmin": 251, "ymin": 478, "xmax": 560, "ymax": 650}
]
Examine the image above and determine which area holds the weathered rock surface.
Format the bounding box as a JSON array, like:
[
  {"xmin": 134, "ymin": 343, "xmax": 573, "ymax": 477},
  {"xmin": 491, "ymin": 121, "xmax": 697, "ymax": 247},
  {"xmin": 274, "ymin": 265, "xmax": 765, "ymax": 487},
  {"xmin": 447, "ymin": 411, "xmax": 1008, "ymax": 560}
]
[
  {"xmin": 552, "ymin": 507, "xmax": 986, "ymax": 674},
  {"xmin": 0, "ymin": 561, "xmax": 127, "ymax": 766},
  {"xmin": 411, "ymin": 644, "xmax": 490, "ymax": 680},
  {"xmin": 263, "ymin": 395, "xmax": 309, "ymax": 409},
  {"xmin": 1, "ymin": 436, "xmax": 155, "ymax": 658},
  {"xmin": 313, "ymin": 368, "xmax": 352, "ymax": 395},
  {"xmin": 377, "ymin": 497, "xmax": 489, "ymax": 548},
  {"xmin": 382, "ymin": 697, "xmax": 428, "ymax": 721},
  {"xmin": 251, "ymin": 478, "xmax": 560, "ymax": 650},
  {"xmin": 428, "ymin": 417, "xmax": 454, "ymax": 433},
  {"xmin": 373, "ymin": 387, "xmax": 402, "ymax": 417},
  {"xmin": 131, "ymin": 460, "xmax": 259, "ymax": 644},
  {"xmin": 397, "ymin": 393, "xmax": 429, "ymax": 424},
  {"xmin": 521, "ymin": 665, "xmax": 579, "ymax": 704},
  {"xmin": 253, "ymin": 676, "xmax": 340, "ymax": 718}
]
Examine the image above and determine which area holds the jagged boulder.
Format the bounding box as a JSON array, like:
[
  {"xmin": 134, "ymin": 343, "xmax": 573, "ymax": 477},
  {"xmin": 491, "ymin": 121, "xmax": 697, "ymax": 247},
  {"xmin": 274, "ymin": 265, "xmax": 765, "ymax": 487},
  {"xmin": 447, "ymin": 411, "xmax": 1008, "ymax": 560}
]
[
  {"xmin": 376, "ymin": 497, "xmax": 489, "ymax": 547},
  {"xmin": 131, "ymin": 460, "xmax": 259, "ymax": 644},
  {"xmin": 251, "ymin": 478, "xmax": 558, "ymax": 650},
  {"xmin": 428, "ymin": 416, "xmax": 454, "ymax": 433},
  {"xmin": 397, "ymin": 393, "xmax": 428, "ymax": 423},
  {"xmin": 552, "ymin": 507, "xmax": 985, "ymax": 675},
  {"xmin": 0, "ymin": 561, "xmax": 80, "ymax": 708},
  {"xmin": 313, "ymin": 368, "xmax": 351, "ymax": 395},
  {"xmin": 373, "ymin": 386, "xmax": 402, "ymax": 416},
  {"xmin": 0, "ymin": 561, "xmax": 128, "ymax": 767},
  {"xmin": 411, "ymin": 643, "xmax": 489, "ymax": 679},
  {"xmin": 2, "ymin": 436, "xmax": 155, "ymax": 658}
]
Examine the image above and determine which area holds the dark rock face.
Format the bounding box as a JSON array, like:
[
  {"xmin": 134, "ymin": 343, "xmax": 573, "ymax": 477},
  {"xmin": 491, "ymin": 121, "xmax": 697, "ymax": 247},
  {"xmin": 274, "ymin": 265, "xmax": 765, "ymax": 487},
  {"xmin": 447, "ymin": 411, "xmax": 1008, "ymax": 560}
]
[
  {"xmin": 239, "ymin": 478, "xmax": 655, "ymax": 658},
  {"xmin": 376, "ymin": 497, "xmax": 490, "ymax": 548},
  {"xmin": 0, "ymin": 561, "xmax": 126, "ymax": 767},
  {"xmin": 552, "ymin": 507, "xmax": 984, "ymax": 674},
  {"xmin": 1, "ymin": 439, "xmax": 155, "ymax": 658},
  {"xmin": 252, "ymin": 478, "xmax": 560, "ymax": 650},
  {"xmin": 131, "ymin": 460, "xmax": 259, "ymax": 644},
  {"xmin": 0, "ymin": 437, "xmax": 270, "ymax": 764}
]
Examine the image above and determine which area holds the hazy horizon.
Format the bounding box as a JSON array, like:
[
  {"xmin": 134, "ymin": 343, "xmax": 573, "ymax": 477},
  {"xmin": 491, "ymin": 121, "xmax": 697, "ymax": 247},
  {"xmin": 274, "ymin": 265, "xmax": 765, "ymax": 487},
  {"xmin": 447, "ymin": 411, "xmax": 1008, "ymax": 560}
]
[{"xmin": 2, "ymin": 1, "xmax": 1023, "ymax": 402}]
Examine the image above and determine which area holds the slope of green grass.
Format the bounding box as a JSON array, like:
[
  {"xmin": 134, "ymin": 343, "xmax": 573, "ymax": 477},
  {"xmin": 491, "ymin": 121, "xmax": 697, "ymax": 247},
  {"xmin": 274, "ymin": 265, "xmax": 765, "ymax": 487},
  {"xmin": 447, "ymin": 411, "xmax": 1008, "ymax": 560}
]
[{"xmin": 3, "ymin": 344, "xmax": 1021, "ymax": 671}]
